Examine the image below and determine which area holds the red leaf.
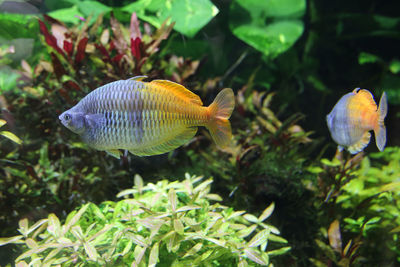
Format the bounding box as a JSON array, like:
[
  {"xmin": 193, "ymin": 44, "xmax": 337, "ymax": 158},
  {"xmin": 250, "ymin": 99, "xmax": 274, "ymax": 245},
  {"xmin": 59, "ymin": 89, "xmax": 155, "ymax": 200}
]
[
  {"xmin": 50, "ymin": 52, "xmax": 66, "ymax": 80},
  {"xmin": 63, "ymin": 40, "xmax": 73, "ymax": 57},
  {"xmin": 75, "ymin": 37, "xmax": 88, "ymax": 64},
  {"xmin": 95, "ymin": 43, "xmax": 110, "ymax": 61},
  {"xmin": 109, "ymin": 40, "xmax": 115, "ymax": 52},
  {"xmin": 63, "ymin": 80, "xmax": 82, "ymax": 91},
  {"xmin": 38, "ymin": 19, "xmax": 65, "ymax": 56},
  {"xmin": 112, "ymin": 54, "xmax": 124, "ymax": 63},
  {"xmin": 130, "ymin": 37, "xmax": 142, "ymax": 60}
]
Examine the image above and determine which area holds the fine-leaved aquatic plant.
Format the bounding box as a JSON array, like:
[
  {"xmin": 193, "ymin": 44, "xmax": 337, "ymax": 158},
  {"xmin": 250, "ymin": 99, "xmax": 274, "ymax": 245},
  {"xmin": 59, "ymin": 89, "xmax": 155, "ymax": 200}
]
[{"xmin": 0, "ymin": 174, "xmax": 290, "ymax": 266}]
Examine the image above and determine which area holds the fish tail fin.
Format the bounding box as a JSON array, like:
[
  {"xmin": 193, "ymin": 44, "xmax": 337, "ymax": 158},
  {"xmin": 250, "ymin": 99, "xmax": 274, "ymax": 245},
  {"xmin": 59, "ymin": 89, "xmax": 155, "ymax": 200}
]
[
  {"xmin": 206, "ymin": 88, "xmax": 235, "ymax": 148},
  {"xmin": 374, "ymin": 91, "xmax": 388, "ymax": 151}
]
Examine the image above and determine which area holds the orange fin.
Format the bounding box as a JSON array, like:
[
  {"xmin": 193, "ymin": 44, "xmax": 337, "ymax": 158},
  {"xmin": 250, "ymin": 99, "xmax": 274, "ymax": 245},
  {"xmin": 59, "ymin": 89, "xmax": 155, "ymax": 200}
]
[
  {"xmin": 374, "ymin": 91, "xmax": 387, "ymax": 151},
  {"xmin": 150, "ymin": 80, "xmax": 203, "ymax": 105},
  {"xmin": 206, "ymin": 88, "xmax": 235, "ymax": 148},
  {"xmin": 353, "ymin": 88, "xmax": 378, "ymax": 109},
  {"xmin": 348, "ymin": 132, "xmax": 371, "ymax": 154}
]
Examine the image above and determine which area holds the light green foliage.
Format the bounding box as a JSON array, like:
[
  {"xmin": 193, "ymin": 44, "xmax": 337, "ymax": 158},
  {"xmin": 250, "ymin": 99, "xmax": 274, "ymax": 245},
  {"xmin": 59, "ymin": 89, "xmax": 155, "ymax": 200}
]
[
  {"xmin": 229, "ymin": 0, "xmax": 306, "ymax": 58},
  {"xmin": 309, "ymin": 148, "xmax": 400, "ymax": 264},
  {"xmin": 0, "ymin": 174, "xmax": 290, "ymax": 266},
  {"xmin": 122, "ymin": 0, "xmax": 219, "ymax": 37},
  {"xmin": 0, "ymin": 119, "xmax": 21, "ymax": 144}
]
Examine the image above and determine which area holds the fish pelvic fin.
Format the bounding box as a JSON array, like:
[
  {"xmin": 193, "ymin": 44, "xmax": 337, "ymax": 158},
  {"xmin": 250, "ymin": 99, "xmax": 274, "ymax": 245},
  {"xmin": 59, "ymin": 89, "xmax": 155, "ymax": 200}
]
[
  {"xmin": 374, "ymin": 91, "xmax": 388, "ymax": 151},
  {"xmin": 348, "ymin": 132, "xmax": 371, "ymax": 154},
  {"xmin": 106, "ymin": 149, "xmax": 122, "ymax": 158},
  {"xmin": 206, "ymin": 88, "xmax": 235, "ymax": 149},
  {"xmin": 150, "ymin": 79, "xmax": 203, "ymax": 105}
]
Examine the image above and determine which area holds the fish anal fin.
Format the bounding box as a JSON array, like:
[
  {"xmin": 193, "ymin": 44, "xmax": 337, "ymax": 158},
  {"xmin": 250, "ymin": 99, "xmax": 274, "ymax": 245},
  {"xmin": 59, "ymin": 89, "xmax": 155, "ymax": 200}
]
[
  {"xmin": 348, "ymin": 132, "xmax": 371, "ymax": 154},
  {"xmin": 128, "ymin": 76, "xmax": 148, "ymax": 81},
  {"xmin": 106, "ymin": 149, "xmax": 122, "ymax": 158},
  {"xmin": 150, "ymin": 80, "xmax": 203, "ymax": 105},
  {"xmin": 129, "ymin": 127, "xmax": 197, "ymax": 156}
]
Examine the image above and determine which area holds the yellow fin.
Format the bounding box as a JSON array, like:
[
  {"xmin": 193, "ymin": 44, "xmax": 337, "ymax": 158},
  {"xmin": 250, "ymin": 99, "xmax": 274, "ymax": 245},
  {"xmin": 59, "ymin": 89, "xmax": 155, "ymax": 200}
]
[
  {"xmin": 129, "ymin": 127, "xmax": 197, "ymax": 156},
  {"xmin": 128, "ymin": 75, "xmax": 148, "ymax": 81},
  {"xmin": 106, "ymin": 149, "xmax": 122, "ymax": 158},
  {"xmin": 348, "ymin": 132, "xmax": 371, "ymax": 154},
  {"xmin": 150, "ymin": 80, "xmax": 203, "ymax": 105}
]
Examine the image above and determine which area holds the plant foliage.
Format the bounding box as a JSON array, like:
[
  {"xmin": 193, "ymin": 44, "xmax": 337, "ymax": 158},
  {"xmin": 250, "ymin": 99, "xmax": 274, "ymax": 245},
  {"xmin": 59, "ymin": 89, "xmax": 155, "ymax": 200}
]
[{"xmin": 0, "ymin": 174, "xmax": 290, "ymax": 266}]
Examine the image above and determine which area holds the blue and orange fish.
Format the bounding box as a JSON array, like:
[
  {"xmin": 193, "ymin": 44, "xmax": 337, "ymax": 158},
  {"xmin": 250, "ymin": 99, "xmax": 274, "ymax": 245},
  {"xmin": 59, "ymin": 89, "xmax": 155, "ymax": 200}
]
[
  {"xmin": 59, "ymin": 76, "xmax": 235, "ymax": 157},
  {"xmin": 326, "ymin": 88, "xmax": 387, "ymax": 154}
]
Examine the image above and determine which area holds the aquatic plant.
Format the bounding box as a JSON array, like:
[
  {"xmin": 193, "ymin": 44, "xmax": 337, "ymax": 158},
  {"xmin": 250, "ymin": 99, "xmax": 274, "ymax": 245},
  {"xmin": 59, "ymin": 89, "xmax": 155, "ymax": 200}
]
[
  {"xmin": 0, "ymin": 174, "xmax": 290, "ymax": 266},
  {"xmin": 308, "ymin": 147, "xmax": 400, "ymax": 265}
]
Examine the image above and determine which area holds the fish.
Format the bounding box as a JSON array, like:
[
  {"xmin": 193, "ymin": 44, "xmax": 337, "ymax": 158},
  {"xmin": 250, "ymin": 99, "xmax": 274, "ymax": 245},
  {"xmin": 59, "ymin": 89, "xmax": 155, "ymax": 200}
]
[
  {"xmin": 59, "ymin": 76, "xmax": 235, "ymax": 158},
  {"xmin": 326, "ymin": 88, "xmax": 387, "ymax": 154}
]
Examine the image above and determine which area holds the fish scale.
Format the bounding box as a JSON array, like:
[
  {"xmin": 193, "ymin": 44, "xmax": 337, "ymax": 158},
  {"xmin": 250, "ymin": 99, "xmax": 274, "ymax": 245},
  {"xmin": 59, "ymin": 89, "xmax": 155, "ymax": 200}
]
[{"xmin": 59, "ymin": 76, "xmax": 235, "ymax": 157}]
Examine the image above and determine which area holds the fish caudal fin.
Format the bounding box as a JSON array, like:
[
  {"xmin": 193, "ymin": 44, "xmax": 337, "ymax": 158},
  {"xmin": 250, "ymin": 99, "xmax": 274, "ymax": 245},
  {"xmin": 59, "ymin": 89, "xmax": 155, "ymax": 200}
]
[
  {"xmin": 374, "ymin": 91, "xmax": 388, "ymax": 151},
  {"xmin": 206, "ymin": 88, "xmax": 235, "ymax": 148},
  {"xmin": 348, "ymin": 132, "xmax": 371, "ymax": 154}
]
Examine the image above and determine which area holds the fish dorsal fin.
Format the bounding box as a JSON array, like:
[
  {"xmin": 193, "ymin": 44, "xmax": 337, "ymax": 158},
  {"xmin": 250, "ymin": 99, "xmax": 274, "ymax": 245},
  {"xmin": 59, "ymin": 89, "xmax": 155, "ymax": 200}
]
[
  {"xmin": 353, "ymin": 89, "xmax": 377, "ymax": 109},
  {"xmin": 150, "ymin": 80, "xmax": 203, "ymax": 105},
  {"xmin": 128, "ymin": 76, "xmax": 148, "ymax": 81},
  {"xmin": 129, "ymin": 127, "xmax": 197, "ymax": 156},
  {"xmin": 348, "ymin": 131, "xmax": 371, "ymax": 154}
]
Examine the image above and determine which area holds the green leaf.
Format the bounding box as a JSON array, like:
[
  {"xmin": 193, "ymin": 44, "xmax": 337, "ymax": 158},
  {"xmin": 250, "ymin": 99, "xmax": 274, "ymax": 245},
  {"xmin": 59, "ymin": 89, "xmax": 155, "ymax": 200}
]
[
  {"xmin": 122, "ymin": 0, "xmax": 219, "ymax": 37},
  {"xmin": 229, "ymin": 0, "xmax": 306, "ymax": 58},
  {"xmin": 47, "ymin": 214, "xmax": 61, "ymax": 237},
  {"xmin": 173, "ymin": 219, "xmax": 184, "ymax": 235},
  {"xmin": 0, "ymin": 235, "xmax": 24, "ymax": 246},
  {"xmin": 63, "ymin": 203, "xmax": 89, "ymax": 234},
  {"xmin": 259, "ymin": 203, "xmax": 275, "ymax": 222},
  {"xmin": 247, "ymin": 229, "xmax": 270, "ymax": 248},
  {"xmin": 83, "ymin": 241, "xmax": 99, "ymax": 261},
  {"xmin": 47, "ymin": 5, "xmax": 85, "ymax": 24},
  {"xmin": 77, "ymin": 1, "xmax": 111, "ymax": 19},
  {"xmin": 0, "ymin": 119, "xmax": 6, "ymax": 127},
  {"xmin": 0, "ymin": 13, "xmax": 38, "ymax": 39},
  {"xmin": 148, "ymin": 242, "xmax": 159, "ymax": 267},
  {"xmin": 134, "ymin": 174, "xmax": 144, "ymax": 194},
  {"xmin": 358, "ymin": 52, "xmax": 381, "ymax": 65},
  {"xmin": 244, "ymin": 248, "xmax": 268, "ymax": 265},
  {"xmin": 168, "ymin": 188, "xmax": 177, "ymax": 213},
  {"xmin": 267, "ymin": 246, "xmax": 291, "ymax": 256},
  {"xmin": 243, "ymin": 214, "xmax": 259, "ymax": 223},
  {"xmin": 0, "ymin": 130, "xmax": 22, "ymax": 144},
  {"xmin": 389, "ymin": 60, "xmax": 400, "ymax": 74}
]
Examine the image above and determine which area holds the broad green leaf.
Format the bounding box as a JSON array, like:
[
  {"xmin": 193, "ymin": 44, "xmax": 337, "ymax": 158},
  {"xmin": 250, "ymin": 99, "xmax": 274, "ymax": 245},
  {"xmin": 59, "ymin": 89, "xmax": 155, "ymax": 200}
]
[
  {"xmin": 26, "ymin": 219, "xmax": 48, "ymax": 236},
  {"xmin": 148, "ymin": 242, "xmax": 159, "ymax": 267},
  {"xmin": 77, "ymin": 1, "xmax": 111, "ymax": 19},
  {"xmin": 63, "ymin": 203, "xmax": 89, "ymax": 234},
  {"xmin": 0, "ymin": 119, "xmax": 6, "ymax": 127},
  {"xmin": 133, "ymin": 245, "xmax": 146, "ymax": 264},
  {"xmin": 230, "ymin": 0, "xmax": 306, "ymax": 58},
  {"xmin": 247, "ymin": 229, "xmax": 270, "ymax": 248},
  {"xmin": 267, "ymin": 246, "xmax": 291, "ymax": 256},
  {"xmin": 259, "ymin": 203, "xmax": 275, "ymax": 222},
  {"xmin": 238, "ymin": 225, "xmax": 257, "ymax": 238},
  {"xmin": 18, "ymin": 218, "xmax": 29, "ymax": 236},
  {"xmin": 0, "ymin": 130, "xmax": 22, "ymax": 144},
  {"xmin": 0, "ymin": 13, "xmax": 37, "ymax": 39},
  {"xmin": 47, "ymin": 5, "xmax": 85, "ymax": 24},
  {"xmin": 127, "ymin": 233, "xmax": 147, "ymax": 247},
  {"xmin": 268, "ymin": 234, "xmax": 288, "ymax": 243},
  {"xmin": 122, "ymin": 0, "xmax": 219, "ymax": 37},
  {"xmin": 183, "ymin": 243, "xmax": 203, "ymax": 258}
]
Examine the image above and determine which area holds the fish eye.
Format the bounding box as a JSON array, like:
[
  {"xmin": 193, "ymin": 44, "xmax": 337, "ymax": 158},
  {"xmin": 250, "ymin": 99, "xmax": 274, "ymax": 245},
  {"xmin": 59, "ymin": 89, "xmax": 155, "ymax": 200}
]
[{"xmin": 64, "ymin": 114, "xmax": 71, "ymax": 121}]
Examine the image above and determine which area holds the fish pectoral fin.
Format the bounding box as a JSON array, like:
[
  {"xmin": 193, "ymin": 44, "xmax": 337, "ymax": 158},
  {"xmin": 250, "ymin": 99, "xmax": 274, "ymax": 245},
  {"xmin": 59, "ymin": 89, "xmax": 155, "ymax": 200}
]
[
  {"xmin": 150, "ymin": 79, "xmax": 203, "ymax": 105},
  {"xmin": 128, "ymin": 75, "xmax": 148, "ymax": 81},
  {"xmin": 128, "ymin": 127, "xmax": 198, "ymax": 156},
  {"xmin": 348, "ymin": 132, "xmax": 371, "ymax": 154},
  {"xmin": 106, "ymin": 149, "xmax": 122, "ymax": 158}
]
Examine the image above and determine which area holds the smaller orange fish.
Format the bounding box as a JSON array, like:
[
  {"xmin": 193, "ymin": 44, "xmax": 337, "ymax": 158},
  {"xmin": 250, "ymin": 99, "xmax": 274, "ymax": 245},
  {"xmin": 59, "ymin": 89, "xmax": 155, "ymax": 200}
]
[{"xmin": 326, "ymin": 88, "xmax": 387, "ymax": 154}]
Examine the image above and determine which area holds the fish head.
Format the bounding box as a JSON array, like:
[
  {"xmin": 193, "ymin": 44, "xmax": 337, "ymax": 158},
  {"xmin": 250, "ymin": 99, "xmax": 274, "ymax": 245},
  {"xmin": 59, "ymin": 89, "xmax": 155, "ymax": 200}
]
[{"xmin": 59, "ymin": 110, "xmax": 86, "ymax": 135}]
